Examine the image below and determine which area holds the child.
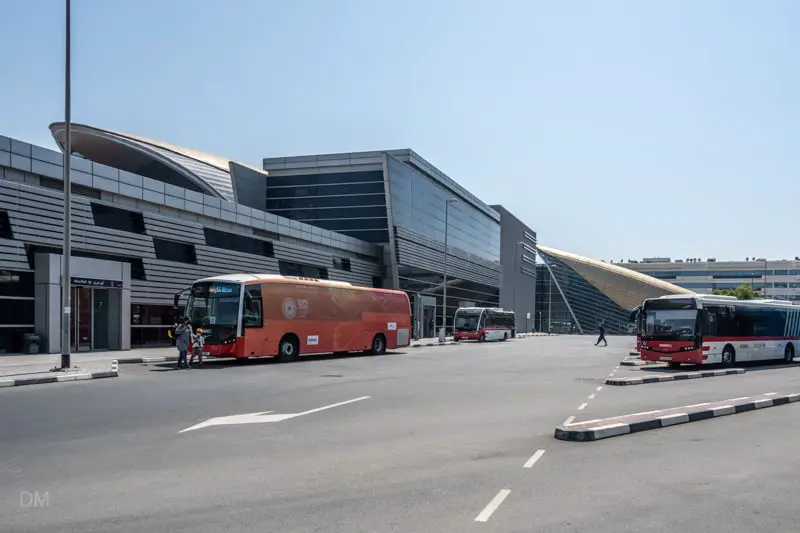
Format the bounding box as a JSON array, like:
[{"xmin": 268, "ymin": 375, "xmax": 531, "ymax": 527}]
[{"xmin": 189, "ymin": 327, "xmax": 205, "ymax": 367}]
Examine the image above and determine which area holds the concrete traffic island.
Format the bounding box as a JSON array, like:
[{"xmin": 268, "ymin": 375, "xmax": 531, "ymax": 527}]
[
  {"xmin": 606, "ymin": 368, "xmax": 745, "ymax": 386},
  {"xmin": 555, "ymin": 392, "xmax": 800, "ymax": 442},
  {"xmin": 0, "ymin": 360, "xmax": 119, "ymax": 388}
]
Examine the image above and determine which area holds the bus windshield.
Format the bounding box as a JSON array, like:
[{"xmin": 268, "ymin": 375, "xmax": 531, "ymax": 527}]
[
  {"xmin": 185, "ymin": 282, "xmax": 242, "ymax": 328},
  {"xmin": 645, "ymin": 309, "xmax": 699, "ymax": 340},
  {"xmin": 454, "ymin": 310, "xmax": 481, "ymax": 331}
]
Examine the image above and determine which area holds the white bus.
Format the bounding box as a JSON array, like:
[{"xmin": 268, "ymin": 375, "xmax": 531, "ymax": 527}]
[
  {"xmin": 640, "ymin": 294, "xmax": 800, "ymax": 367},
  {"xmin": 452, "ymin": 307, "xmax": 515, "ymax": 342}
]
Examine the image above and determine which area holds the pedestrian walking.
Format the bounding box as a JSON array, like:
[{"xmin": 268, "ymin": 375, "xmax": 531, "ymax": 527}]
[
  {"xmin": 175, "ymin": 316, "xmax": 192, "ymax": 368},
  {"xmin": 189, "ymin": 327, "xmax": 205, "ymax": 368},
  {"xmin": 595, "ymin": 321, "xmax": 607, "ymax": 347}
]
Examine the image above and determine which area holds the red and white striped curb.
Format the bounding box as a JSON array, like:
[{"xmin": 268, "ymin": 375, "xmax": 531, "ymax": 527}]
[
  {"xmin": 555, "ymin": 392, "xmax": 800, "ymax": 442},
  {"xmin": 606, "ymin": 368, "xmax": 745, "ymax": 386}
]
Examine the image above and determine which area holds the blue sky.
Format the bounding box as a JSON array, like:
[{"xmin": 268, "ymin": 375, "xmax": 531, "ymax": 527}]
[{"xmin": 1, "ymin": 0, "xmax": 798, "ymax": 262}]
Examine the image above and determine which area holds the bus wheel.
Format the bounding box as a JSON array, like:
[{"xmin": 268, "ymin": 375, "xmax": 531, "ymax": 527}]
[
  {"xmin": 370, "ymin": 334, "xmax": 387, "ymax": 355},
  {"xmin": 278, "ymin": 335, "xmax": 299, "ymax": 363},
  {"xmin": 502, "ymin": 333, "xmax": 508, "ymax": 341},
  {"xmin": 785, "ymin": 344, "xmax": 795, "ymax": 363},
  {"xmin": 479, "ymin": 333, "xmax": 485, "ymax": 343},
  {"xmin": 721, "ymin": 345, "xmax": 735, "ymax": 366}
]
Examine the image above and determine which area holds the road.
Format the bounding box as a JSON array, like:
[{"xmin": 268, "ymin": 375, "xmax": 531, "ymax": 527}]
[{"xmin": 2, "ymin": 335, "xmax": 800, "ymax": 532}]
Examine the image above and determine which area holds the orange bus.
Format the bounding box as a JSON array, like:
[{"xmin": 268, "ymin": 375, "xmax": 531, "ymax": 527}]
[{"xmin": 179, "ymin": 274, "xmax": 411, "ymax": 361}]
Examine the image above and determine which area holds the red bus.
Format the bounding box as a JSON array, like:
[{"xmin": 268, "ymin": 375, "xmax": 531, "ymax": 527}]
[
  {"xmin": 452, "ymin": 307, "xmax": 515, "ymax": 342},
  {"xmin": 640, "ymin": 294, "xmax": 800, "ymax": 367},
  {"xmin": 179, "ymin": 274, "xmax": 411, "ymax": 361}
]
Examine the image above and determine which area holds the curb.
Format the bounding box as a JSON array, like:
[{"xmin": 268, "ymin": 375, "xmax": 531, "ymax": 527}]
[
  {"xmin": 0, "ymin": 368, "xmax": 119, "ymax": 388},
  {"xmin": 411, "ymin": 341, "xmax": 457, "ymax": 348},
  {"xmin": 555, "ymin": 392, "xmax": 800, "ymax": 442},
  {"xmin": 606, "ymin": 368, "xmax": 745, "ymax": 386},
  {"xmin": 410, "ymin": 335, "xmax": 536, "ymax": 348},
  {"xmin": 117, "ymin": 356, "xmax": 178, "ymax": 364},
  {"xmin": 620, "ymin": 359, "xmax": 651, "ymax": 366}
]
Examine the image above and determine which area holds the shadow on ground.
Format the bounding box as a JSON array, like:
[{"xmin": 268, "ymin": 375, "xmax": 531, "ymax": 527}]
[{"xmin": 147, "ymin": 350, "xmax": 404, "ymax": 372}]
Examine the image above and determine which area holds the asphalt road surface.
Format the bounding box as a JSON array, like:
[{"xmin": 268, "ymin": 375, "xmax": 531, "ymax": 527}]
[{"xmin": 3, "ymin": 336, "xmax": 800, "ymax": 532}]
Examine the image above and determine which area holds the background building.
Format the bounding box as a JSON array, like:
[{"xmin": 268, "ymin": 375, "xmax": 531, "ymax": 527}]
[
  {"xmin": 0, "ymin": 124, "xmax": 383, "ymax": 353},
  {"xmin": 491, "ymin": 205, "xmax": 537, "ymax": 332},
  {"xmin": 622, "ymin": 257, "xmax": 800, "ymax": 302},
  {"xmin": 262, "ymin": 150, "xmax": 504, "ymax": 338},
  {"xmin": 535, "ymin": 245, "xmax": 692, "ymax": 334}
]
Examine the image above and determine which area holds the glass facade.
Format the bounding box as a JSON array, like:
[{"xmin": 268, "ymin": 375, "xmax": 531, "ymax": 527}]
[
  {"xmin": 387, "ymin": 156, "xmax": 500, "ymax": 263},
  {"xmin": 536, "ymin": 252, "xmax": 632, "ymax": 335},
  {"xmin": 266, "ymin": 170, "xmax": 389, "ymax": 243},
  {"xmin": 535, "ymin": 265, "xmax": 573, "ymax": 334}
]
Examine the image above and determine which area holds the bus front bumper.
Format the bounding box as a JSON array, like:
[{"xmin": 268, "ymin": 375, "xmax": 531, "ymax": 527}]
[{"xmin": 640, "ymin": 341, "xmax": 703, "ymax": 364}]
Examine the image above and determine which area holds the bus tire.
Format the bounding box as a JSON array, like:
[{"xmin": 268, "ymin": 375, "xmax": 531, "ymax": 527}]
[
  {"xmin": 278, "ymin": 334, "xmax": 299, "ymax": 363},
  {"xmin": 721, "ymin": 345, "xmax": 736, "ymax": 366},
  {"xmin": 479, "ymin": 333, "xmax": 486, "ymax": 343},
  {"xmin": 369, "ymin": 334, "xmax": 387, "ymax": 355},
  {"xmin": 785, "ymin": 343, "xmax": 795, "ymax": 363},
  {"xmin": 503, "ymin": 332, "xmax": 508, "ymax": 341}
]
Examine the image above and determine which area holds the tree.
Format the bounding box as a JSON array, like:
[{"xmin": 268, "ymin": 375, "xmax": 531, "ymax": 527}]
[{"xmin": 712, "ymin": 284, "xmax": 758, "ymax": 300}]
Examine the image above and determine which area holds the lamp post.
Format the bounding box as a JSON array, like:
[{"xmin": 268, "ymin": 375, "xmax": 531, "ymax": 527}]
[
  {"xmin": 61, "ymin": 0, "xmax": 72, "ymax": 369},
  {"xmin": 514, "ymin": 241, "xmax": 524, "ymax": 331},
  {"xmin": 441, "ymin": 198, "xmax": 458, "ymax": 341},
  {"xmin": 547, "ymin": 271, "xmax": 552, "ymax": 333}
]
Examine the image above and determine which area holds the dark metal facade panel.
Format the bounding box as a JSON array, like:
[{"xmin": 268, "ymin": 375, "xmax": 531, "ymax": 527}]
[
  {"xmin": 143, "ymin": 212, "xmax": 206, "ymax": 242},
  {"xmin": 394, "ymin": 230, "xmax": 501, "ymax": 288},
  {"xmin": 0, "ymin": 237, "xmax": 29, "ymax": 270},
  {"xmin": 1, "ymin": 171, "xmax": 384, "ymax": 307}
]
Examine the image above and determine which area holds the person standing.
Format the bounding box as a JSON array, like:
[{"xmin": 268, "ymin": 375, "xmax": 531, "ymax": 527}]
[
  {"xmin": 175, "ymin": 316, "xmax": 192, "ymax": 368},
  {"xmin": 189, "ymin": 327, "xmax": 205, "ymax": 368},
  {"xmin": 595, "ymin": 321, "xmax": 607, "ymax": 347}
]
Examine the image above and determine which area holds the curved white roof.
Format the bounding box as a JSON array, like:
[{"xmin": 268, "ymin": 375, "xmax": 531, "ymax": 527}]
[
  {"xmin": 49, "ymin": 123, "xmax": 268, "ymax": 202},
  {"xmin": 537, "ymin": 244, "xmax": 694, "ymax": 310}
]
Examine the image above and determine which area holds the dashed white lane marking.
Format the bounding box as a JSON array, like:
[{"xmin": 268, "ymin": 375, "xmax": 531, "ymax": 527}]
[
  {"xmin": 523, "ymin": 449, "xmax": 546, "ymax": 468},
  {"xmin": 588, "ymin": 394, "xmax": 596, "ymax": 400},
  {"xmin": 596, "ymin": 386, "xmax": 603, "ymax": 392},
  {"xmin": 578, "ymin": 402, "xmax": 588, "ymax": 410},
  {"xmin": 563, "ymin": 415, "xmax": 576, "ymax": 426},
  {"xmin": 475, "ymin": 489, "xmax": 511, "ymax": 522},
  {"xmin": 615, "ymin": 366, "xmax": 620, "ymax": 370},
  {"xmin": 765, "ymin": 392, "xmax": 778, "ymax": 396}
]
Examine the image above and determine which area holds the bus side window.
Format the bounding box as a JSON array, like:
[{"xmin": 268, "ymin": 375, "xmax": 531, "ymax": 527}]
[
  {"xmin": 703, "ymin": 308, "xmax": 717, "ymax": 336},
  {"xmin": 243, "ymin": 285, "xmax": 263, "ymax": 328}
]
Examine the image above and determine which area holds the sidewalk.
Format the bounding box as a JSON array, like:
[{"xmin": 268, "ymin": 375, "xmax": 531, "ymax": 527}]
[
  {"xmin": 0, "ymin": 332, "xmax": 551, "ymax": 373},
  {"xmin": 0, "ymin": 358, "xmax": 119, "ymax": 388}
]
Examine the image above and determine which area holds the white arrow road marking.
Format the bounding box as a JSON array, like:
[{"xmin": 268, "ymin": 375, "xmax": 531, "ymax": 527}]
[{"xmin": 179, "ymin": 396, "xmax": 371, "ymax": 433}]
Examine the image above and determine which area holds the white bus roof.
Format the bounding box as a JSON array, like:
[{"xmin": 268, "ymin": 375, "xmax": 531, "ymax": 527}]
[
  {"xmin": 195, "ymin": 274, "xmax": 353, "ymax": 287},
  {"xmin": 646, "ymin": 294, "xmax": 796, "ymax": 308}
]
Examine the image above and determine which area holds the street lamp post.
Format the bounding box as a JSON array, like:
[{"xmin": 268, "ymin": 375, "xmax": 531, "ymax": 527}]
[
  {"xmin": 441, "ymin": 198, "xmax": 458, "ymax": 341},
  {"xmin": 514, "ymin": 241, "xmax": 524, "ymax": 332},
  {"xmin": 61, "ymin": 0, "xmax": 72, "ymax": 369},
  {"xmin": 547, "ymin": 272, "xmax": 552, "ymax": 333}
]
